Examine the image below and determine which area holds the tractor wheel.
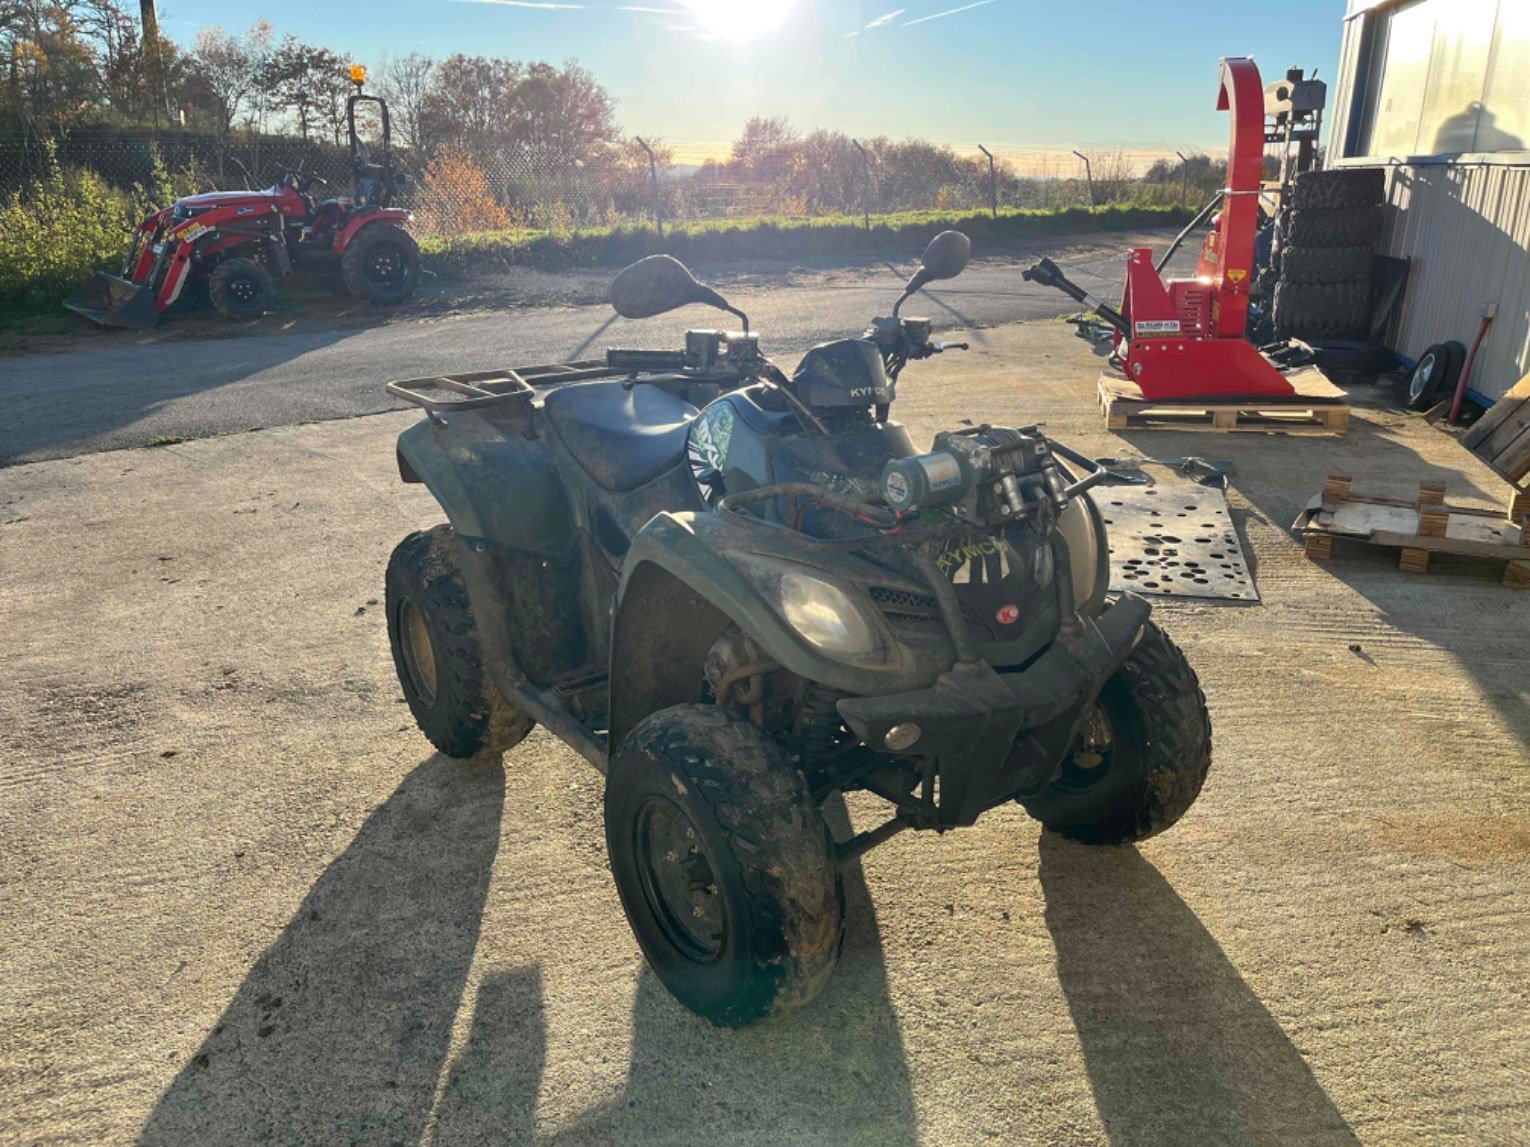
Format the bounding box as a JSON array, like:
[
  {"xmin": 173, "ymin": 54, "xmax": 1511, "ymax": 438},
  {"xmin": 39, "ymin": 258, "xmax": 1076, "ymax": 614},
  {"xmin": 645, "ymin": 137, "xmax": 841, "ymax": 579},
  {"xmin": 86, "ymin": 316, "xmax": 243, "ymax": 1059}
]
[
  {"xmin": 606, "ymin": 704, "xmax": 843, "ymax": 1028},
  {"xmin": 1288, "ymin": 168, "xmax": 1385, "ymax": 211},
  {"xmin": 386, "ymin": 524, "xmax": 536, "ymax": 759},
  {"xmin": 1272, "ymin": 281, "xmax": 1373, "ymax": 341},
  {"xmin": 341, "ymin": 223, "xmax": 420, "ymax": 306},
  {"xmin": 1279, "ymin": 246, "xmax": 1374, "ymax": 286},
  {"xmin": 208, "ymin": 258, "xmax": 276, "ymax": 320},
  {"xmin": 1021, "ymin": 621, "xmax": 1212, "ymax": 845},
  {"xmin": 1285, "ymin": 206, "xmax": 1383, "ymax": 249}
]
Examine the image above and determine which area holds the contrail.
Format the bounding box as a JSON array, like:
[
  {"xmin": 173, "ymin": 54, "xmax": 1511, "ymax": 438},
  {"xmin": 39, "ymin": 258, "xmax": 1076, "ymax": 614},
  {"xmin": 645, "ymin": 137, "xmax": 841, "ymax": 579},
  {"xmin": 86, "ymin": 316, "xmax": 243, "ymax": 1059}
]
[
  {"xmin": 845, "ymin": 7, "xmax": 905, "ymax": 36},
  {"xmin": 902, "ymin": 0, "xmax": 997, "ymax": 28}
]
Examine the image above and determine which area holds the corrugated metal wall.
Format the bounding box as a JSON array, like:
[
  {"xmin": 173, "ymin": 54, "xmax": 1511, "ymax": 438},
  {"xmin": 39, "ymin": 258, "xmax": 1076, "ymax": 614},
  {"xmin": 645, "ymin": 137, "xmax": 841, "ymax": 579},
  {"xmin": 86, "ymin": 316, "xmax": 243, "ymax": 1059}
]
[
  {"xmin": 1330, "ymin": 2, "xmax": 1530, "ymax": 403},
  {"xmin": 1379, "ymin": 161, "xmax": 1530, "ymax": 402}
]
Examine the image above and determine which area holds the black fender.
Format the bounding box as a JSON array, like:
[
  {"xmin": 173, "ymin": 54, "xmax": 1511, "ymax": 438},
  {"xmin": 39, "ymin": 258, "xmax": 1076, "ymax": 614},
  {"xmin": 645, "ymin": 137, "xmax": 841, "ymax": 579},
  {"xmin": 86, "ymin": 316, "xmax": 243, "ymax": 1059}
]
[{"xmin": 607, "ymin": 511, "xmax": 948, "ymax": 752}]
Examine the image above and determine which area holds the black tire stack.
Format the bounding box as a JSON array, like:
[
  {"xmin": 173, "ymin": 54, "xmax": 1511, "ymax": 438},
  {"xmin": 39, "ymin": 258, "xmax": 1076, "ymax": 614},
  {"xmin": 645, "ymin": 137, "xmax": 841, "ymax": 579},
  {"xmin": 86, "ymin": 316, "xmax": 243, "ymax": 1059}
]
[{"xmin": 1271, "ymin": 168, "xmax": 1386, "ymax": 342}]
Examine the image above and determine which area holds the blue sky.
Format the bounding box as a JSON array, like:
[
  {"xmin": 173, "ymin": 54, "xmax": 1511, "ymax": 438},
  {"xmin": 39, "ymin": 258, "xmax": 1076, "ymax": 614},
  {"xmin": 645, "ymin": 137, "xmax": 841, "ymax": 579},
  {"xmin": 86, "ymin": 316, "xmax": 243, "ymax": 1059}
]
[{"xmin": 161, "ymin": 0, "xmax": 1344, "ymax": 147}]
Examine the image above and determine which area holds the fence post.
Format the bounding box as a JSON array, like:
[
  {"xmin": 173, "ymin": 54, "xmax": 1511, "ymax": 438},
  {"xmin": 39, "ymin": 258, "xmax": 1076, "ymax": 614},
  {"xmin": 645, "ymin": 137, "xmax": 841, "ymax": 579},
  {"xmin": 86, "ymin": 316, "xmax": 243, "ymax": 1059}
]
[
  {"xmin": 978, "ymin": 144, "xmax": 997, "ymax": 219},
  {"xmin": 1072, "ymin": 150, "xmax": 1094, "ymax": 208},
  {"xmin": 635, "ymin": 136, "xmax": 662, "ymax": 238},
  {"xmin": 1175, "ymin": 149, "xmax": 1189, "ymax": 206},
  {"xmin": 852, "ymin": 139, "xmax": 871, "ymax": 231}
]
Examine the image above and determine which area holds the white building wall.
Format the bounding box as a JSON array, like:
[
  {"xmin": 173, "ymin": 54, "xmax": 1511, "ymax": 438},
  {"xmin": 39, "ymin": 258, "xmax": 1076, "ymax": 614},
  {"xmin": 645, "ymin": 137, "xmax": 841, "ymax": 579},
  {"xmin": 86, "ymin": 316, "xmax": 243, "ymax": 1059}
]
[
  {"xmin": 1377, "ymin": 160, "xmax": 1530, "ymax": 402},
  {"xmin": 1331, "ymin": 1, "xmax": 1530, "ymax": 401}
]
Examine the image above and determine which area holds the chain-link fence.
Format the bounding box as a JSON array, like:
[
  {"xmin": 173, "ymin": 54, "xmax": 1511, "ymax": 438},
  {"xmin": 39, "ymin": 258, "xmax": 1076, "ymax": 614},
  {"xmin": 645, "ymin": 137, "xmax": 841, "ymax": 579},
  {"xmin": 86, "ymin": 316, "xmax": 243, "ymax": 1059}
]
[{"xmin": 0, "ymin": 127, "xmax": 1217, "ymax": 240}]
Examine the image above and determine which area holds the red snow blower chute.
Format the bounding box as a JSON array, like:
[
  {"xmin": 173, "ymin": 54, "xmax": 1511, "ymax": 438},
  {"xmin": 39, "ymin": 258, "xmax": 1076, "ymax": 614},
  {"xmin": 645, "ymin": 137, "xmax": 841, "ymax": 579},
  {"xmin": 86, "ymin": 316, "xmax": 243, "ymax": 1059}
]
[{"xmin": 1024, "ymin": 57, "xmax": 1294, "ymax": 400}]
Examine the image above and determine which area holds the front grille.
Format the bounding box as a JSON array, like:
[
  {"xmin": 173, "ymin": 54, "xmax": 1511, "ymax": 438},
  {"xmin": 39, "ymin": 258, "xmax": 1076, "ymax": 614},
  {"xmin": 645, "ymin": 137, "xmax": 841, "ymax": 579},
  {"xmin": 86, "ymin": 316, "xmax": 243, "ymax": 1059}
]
[
  {"xmin": 869, "ymin": 585, "xmax": 944, "ymax": 633},
  {"xmin": 869, "ymin": 585, "xmax": 939, "ymax": 610}
]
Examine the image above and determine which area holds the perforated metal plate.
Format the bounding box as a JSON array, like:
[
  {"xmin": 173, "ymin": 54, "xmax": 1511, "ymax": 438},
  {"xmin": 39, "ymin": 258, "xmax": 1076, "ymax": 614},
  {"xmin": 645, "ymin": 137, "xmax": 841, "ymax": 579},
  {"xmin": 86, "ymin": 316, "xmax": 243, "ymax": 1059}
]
[{"xmin": 1097, "ymin": 481, "xmax": 1259, "ymax": 602}]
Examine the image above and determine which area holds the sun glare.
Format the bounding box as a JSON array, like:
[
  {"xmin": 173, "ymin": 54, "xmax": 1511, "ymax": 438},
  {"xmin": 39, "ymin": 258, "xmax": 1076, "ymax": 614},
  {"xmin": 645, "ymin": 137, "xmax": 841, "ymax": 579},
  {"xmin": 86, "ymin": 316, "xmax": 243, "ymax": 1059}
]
[{"xmin": 676, "ymin": 0, "xmax": 795, "ymax": 42}]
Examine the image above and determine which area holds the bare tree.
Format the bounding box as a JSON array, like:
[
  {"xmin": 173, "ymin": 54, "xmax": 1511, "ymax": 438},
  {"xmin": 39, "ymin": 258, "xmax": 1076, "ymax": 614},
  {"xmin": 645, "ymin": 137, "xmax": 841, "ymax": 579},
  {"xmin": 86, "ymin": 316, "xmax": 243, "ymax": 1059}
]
[
  {"xmin": 380, "ymin": 52, "xmax": 433, "ymax": 151},
  {"xmin": 261, "ymin": 37, "xmax": 348, "ymax": 142},
  {"xmin": 186, "ymin": 20, "xmax": 271, "ymax": 139}
]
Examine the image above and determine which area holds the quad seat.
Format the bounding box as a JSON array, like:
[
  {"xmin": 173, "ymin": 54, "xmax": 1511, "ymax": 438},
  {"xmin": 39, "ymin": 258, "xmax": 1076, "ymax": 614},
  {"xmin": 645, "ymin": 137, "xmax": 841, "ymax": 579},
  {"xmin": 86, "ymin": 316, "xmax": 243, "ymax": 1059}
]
[{"xmin": 543, "ymin": 380, "xmax": 698, "ymax": 492}]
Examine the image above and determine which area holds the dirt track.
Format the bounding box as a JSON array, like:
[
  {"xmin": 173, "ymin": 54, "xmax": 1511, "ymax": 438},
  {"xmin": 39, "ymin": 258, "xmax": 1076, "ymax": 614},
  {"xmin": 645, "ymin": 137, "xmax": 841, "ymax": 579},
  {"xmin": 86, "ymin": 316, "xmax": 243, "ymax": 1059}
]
[{"xmin": 1, "ymin": 321, "xmax": 1526, "ymax": 1145}]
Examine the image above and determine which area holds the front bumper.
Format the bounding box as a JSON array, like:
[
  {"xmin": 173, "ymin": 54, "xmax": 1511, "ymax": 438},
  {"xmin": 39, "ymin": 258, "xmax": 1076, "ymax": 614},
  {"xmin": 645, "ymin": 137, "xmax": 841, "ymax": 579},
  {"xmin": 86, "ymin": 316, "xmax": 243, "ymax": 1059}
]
[{"xmin": 836, "ymin": 593, "xmax": 1150, "ymax": 827}]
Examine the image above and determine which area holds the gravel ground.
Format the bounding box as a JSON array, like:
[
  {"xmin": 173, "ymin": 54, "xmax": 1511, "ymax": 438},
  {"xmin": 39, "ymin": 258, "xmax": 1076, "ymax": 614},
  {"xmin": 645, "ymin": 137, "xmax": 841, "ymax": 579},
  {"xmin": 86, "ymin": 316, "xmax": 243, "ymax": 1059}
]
[{"xmin": 0, "ymin": 321, "xmax": 1525, "ymax": 1145}]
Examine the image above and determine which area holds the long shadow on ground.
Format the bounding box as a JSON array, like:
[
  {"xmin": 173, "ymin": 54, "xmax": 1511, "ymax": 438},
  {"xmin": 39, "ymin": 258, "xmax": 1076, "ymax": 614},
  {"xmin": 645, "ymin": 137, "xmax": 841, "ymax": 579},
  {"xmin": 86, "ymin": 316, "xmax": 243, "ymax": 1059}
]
[
  {"xmin": 1040, "ymin": 834, "xmax": 1356, "ymax": 1145},
  {"xmin": 138, "ymin": 754, "xmax": 506, "ymax": 1145},
  {"xmin": 431, "ymin": 798, "xmax": 917, "ymax": 1145}
]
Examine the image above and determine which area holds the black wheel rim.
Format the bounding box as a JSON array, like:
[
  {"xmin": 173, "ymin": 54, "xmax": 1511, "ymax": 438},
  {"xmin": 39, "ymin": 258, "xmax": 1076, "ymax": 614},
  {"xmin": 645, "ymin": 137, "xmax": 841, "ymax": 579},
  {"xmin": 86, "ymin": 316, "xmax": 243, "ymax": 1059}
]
[
  {"xmin": 228, "ymin": 274, "xmax": 260, "ymax": 306},
  {"xmin": 1053, "ymin": 700, "xmax": 1115, "ymax": 794},
  {"xmin": 365, "ymin": 244, "xmax": 407, "ymax": 289},
  {"xmin": 398, "ymin": 599, "xmax": 438, "ymax": 707},
  {"xmin": 634, "ymin": 796, "xmax": 725, "ymax": 963}
]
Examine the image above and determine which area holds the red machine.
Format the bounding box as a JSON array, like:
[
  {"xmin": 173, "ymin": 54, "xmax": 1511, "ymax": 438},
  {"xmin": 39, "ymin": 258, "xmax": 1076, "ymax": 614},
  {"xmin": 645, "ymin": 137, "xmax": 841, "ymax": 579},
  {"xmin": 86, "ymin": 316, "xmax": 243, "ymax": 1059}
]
[
  {"xmin": 66, "ymin": 68, "xmax": 419, "ymax": 328},
  {"xmin": 1024, "ymin": 57, "xmax": 1295, "ymax": 400}
]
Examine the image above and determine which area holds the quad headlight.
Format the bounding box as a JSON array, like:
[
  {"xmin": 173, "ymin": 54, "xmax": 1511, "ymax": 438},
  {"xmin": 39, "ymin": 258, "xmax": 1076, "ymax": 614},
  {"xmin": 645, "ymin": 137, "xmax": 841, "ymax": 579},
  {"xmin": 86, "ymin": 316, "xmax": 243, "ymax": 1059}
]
[{"xmin": 737, "ymin": 558, "xmax": 888, "ymax": 666}]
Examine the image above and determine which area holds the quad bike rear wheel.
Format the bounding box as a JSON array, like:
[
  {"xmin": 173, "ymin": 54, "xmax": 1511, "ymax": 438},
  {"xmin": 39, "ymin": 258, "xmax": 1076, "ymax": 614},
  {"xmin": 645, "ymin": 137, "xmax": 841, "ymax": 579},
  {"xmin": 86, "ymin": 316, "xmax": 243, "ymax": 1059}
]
[
  {"xmin": 386, "ymin": 524, "xmax": 535, "ymax": 758},
  {"xmin": 1021, "ymin": 621, "xmax": 1212, "ymax": 845},
  {"xmin": 342, "ymin": 223, "xmax": 420, "ymax": 306},
  {"xmin": 606, "ymin": 704, "xmax": 844, "ymax": 1028},
  {"xmin": 208, "ymin": 257, "xmax": 276, "ymax": 320}
]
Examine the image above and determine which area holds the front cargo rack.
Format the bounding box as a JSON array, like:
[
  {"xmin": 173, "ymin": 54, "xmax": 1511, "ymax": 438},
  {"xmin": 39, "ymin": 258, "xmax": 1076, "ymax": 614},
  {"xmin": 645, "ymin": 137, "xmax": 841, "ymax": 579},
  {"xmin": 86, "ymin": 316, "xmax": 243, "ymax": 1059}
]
[{"xmin": 386, "ymin": 360, "xmax": 611, "ymax": 416}]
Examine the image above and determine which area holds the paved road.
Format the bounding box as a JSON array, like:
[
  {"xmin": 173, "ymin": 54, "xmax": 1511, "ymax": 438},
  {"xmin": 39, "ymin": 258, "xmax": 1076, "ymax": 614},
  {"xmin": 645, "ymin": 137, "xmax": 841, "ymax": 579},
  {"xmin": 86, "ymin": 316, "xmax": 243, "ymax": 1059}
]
[{"xmin": 1, "ymin": 232, "xmax": 1197, "ymax": 465}]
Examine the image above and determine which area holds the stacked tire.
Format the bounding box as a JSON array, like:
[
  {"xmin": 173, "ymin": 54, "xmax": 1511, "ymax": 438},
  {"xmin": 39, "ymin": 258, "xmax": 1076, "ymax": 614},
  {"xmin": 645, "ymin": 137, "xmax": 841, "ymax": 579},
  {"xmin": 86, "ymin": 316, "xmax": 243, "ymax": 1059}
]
[{"xmin": 1271, "ymin": 168, "xmax": 1385, "ymax": 342}]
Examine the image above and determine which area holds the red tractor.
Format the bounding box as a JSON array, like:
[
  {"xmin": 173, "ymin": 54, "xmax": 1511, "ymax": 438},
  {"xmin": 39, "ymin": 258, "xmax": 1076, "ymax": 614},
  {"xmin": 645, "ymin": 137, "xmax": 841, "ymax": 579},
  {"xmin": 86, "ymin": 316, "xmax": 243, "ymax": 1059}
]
[{"xmin": 66, "ymin": 67, "xmax": 420, "ymax": 328}]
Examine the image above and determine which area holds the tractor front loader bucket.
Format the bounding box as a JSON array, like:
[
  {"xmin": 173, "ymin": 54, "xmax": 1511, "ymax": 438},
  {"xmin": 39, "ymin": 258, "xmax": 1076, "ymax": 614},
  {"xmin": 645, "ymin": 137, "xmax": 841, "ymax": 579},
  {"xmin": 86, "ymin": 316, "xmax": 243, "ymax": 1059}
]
[{"xmin": 64, "ymin": 271, "xmax": 159, "ymax": 329}]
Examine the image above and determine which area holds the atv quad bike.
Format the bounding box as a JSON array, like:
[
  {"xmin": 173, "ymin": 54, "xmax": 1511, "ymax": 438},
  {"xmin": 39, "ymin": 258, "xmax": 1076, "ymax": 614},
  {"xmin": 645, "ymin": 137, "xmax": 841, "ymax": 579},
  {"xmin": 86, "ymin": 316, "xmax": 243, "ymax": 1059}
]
[
  {"xmin": 66, "ymin": 69, "xmax": 418, "ymax": 328},
  {"xmin": 384, "ymin": 234, "xmax": 1213, "ymax": 1027}
]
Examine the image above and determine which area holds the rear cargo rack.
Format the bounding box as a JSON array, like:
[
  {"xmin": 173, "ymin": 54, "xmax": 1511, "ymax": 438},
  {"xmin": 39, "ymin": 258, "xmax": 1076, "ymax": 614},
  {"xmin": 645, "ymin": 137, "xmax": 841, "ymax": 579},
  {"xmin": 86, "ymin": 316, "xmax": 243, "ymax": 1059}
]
[{"xmin": 386, "ymin": 360, "xmax": 612, "ymax": 415}]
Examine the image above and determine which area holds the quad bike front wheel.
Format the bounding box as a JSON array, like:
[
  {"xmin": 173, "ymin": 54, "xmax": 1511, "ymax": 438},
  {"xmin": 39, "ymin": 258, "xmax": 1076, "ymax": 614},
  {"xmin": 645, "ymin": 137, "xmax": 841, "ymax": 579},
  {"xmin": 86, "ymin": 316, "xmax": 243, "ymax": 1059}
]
[
  {"xmin": 1021, "ymin": 621, "xmax": 1212, "ymax": 845},
  {"xmin": 606, "ymin": 704, "xmax": 844, "ymax": 1028},
  {"xmin": 342, "ymin": 223, "xmax": 421, "ymax": 306},
  {"xmin": 208, "ymin": 257, "xmax": 276, "ymax": 320},
  {"xmin": 385, "ymin": 524, "xmax": 535, "ymax": 758}
]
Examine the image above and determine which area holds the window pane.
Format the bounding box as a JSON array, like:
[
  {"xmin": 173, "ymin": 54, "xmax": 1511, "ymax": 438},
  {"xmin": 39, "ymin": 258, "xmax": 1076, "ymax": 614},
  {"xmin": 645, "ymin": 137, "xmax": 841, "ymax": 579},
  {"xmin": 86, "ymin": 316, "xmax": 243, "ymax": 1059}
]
[
  {"xmin": 1481, "ymin": 3, "xmax": 1530, "ymax": 150},
  {"xmin": 1417, "ymin": 0, "xmax": 1498, "ymax": 154},
  {"xmin": 1366, "ymin": 2, "xmax": 1436, "ymax": 156}
]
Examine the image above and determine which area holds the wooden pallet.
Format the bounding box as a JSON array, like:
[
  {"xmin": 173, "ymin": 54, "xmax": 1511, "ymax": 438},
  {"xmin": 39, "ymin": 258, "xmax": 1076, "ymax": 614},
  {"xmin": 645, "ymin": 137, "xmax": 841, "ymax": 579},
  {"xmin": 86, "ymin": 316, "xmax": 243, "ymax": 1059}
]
[
  {"xmin": 1099, "ymin": 366, "xmax": 1350, "ymax": 434},
  {"xmin": 1463, "ymin": 372, "xmax": 1530, "ymax": 491},
  {"xmin": 1295, "ymin": 475, "xmax": 1530, "ymax": 588}
]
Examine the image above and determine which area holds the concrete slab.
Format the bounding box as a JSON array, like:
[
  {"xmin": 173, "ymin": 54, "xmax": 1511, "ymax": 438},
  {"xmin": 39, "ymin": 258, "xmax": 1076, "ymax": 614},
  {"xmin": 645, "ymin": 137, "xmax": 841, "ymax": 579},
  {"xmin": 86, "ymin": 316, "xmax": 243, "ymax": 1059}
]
[{"xmin": 1, "ymin": 320, "xmax": 1525, "ymax": 1144}]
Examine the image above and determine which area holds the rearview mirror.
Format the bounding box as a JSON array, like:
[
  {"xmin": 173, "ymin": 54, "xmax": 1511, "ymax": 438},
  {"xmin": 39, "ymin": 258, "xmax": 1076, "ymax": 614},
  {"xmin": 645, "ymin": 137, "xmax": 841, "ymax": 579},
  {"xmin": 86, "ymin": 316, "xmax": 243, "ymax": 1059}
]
[
  {"xmin": 920, "ymin": 230, "xmax": 971, "ymax": 281},
  {"xmin": 610, "ymin": 255, "xmax": 746, "ymax": 329},
  {"xmin": 893, "ymin": 230, "xmax": 971, "ymax": 315}
]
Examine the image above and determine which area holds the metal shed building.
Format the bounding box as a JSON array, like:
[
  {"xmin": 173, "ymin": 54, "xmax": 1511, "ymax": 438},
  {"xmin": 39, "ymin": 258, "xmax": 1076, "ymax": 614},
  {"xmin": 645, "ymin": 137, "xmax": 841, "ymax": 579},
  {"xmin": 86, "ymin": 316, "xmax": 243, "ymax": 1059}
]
[{"xmin": 1330, "ymin": 0, "xmax": 1529, "ymax": 402}]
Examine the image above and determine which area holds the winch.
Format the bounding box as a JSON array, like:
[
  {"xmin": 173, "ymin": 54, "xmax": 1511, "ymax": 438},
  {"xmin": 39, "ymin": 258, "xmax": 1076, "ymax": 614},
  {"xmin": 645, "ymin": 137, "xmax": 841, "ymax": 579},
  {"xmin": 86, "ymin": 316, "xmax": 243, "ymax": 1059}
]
[{"xmin": 879, "ymin": 425, "xmax": 1068, "ymax": 525}]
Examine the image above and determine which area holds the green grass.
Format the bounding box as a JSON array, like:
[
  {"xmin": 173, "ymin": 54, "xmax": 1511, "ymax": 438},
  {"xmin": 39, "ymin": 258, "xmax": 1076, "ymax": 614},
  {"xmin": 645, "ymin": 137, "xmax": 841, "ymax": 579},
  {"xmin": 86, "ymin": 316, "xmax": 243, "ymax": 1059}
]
[
  {"xmin": 0, "ymin": 299, "xmax": 81, "ymax": 343},
  {"xmin": 0, "ymin": 202, "xmax": 1192, "ymax": 330},
  {"xmin": 420, "ymin": 202, "xmax": 1195, "ymax": 276}
]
